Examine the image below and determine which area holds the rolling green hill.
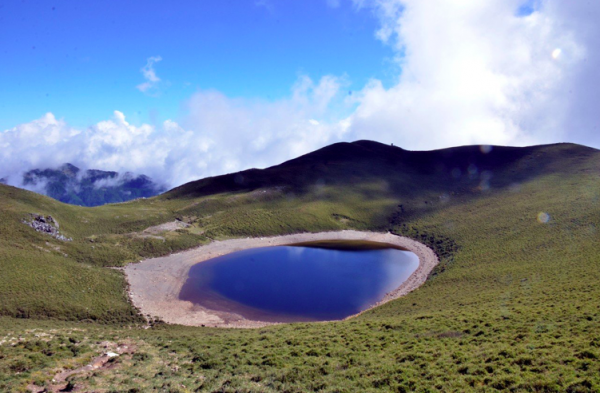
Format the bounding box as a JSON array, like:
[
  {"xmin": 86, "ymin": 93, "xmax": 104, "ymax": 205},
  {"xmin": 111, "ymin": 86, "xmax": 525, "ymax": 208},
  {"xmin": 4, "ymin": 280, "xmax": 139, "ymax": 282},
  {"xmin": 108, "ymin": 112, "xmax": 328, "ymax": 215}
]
[{"xmin": 1, "ymin": 141, "xmax": 599, "ymax": 392}]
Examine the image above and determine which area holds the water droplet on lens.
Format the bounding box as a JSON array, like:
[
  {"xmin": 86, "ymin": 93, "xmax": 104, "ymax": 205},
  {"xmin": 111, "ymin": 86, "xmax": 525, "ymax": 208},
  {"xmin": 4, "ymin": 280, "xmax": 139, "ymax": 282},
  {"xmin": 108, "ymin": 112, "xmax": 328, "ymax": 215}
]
[
  {"xmin": 480, "ymin": 145, "xmax": 492, "ymax": 154},
  {"xmin": 537, "ymin": 212, "xmax": 550, "ymax": 224}
]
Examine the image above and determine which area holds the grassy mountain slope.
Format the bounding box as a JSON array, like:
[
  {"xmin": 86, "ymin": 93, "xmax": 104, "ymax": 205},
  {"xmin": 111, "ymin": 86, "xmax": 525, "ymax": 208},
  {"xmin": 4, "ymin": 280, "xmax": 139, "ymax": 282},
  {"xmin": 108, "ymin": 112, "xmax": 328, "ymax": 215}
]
[{"xmin": 1, "ymin": 141, "xmax": 599, "ymax": 392}]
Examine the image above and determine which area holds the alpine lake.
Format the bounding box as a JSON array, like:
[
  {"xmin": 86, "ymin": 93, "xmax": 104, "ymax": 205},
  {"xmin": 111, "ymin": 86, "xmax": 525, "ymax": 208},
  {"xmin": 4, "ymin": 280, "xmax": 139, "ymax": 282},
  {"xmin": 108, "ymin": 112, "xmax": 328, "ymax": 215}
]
[{"xmin": 179, "ymin": 240, "xmax": 419, "ymax": 322}]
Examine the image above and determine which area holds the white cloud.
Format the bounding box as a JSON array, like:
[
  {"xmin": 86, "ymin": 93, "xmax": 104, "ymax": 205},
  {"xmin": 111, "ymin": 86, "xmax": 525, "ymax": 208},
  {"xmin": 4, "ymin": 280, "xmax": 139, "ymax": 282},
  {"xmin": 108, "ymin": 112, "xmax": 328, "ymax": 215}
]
[
  {"xmin": 136, "ymin": 56, "xmax": 163, "ymax": 94},
  {"xmin": 1, "ymin": 76, "xmax": 349, "ymax": 188},
  {"xmin": 0, "ymin": 113, "xmax": 81, "ymax": 176},
  {"xmin": 255, "ymin": 0, "xmax": 274, "ymax": 14},
  {"xmin": 345, "ymin": 0, "xmax": 598, "ymax": 149},
  {"xmin": 0, "ymin": 111, "xmax": 172, "ymax": 187},
  {"xmin": 175, "ymin": 75, "xmax": 349, "ymax": 184}
]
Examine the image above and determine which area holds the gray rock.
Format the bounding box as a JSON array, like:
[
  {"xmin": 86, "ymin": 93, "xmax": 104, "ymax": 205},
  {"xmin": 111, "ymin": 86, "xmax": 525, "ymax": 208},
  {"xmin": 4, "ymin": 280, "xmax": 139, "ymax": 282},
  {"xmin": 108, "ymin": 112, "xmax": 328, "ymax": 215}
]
[{"xmin": 23, "ymin": 214, "xmax": 71, "ymax": 241}]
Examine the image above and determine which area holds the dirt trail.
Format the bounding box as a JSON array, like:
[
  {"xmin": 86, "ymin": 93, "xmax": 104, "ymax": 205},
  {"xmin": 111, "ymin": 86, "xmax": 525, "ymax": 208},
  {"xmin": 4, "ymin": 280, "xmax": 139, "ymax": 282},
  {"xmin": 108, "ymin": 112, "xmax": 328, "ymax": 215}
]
[
  {"xmin": 27, "ymin": 342, "xmax": 135, "ymax": 393},
  {"xmin": 124, "ymin": 230, "xmax": 438, "ymax": 328}
]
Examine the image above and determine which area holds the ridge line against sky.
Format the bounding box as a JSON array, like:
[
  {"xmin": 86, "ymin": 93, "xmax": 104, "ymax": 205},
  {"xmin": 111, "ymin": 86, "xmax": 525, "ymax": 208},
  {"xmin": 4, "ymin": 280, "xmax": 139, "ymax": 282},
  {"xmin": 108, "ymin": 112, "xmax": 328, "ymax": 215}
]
[{"xmin": 1, "ymin": 0, "xmax": 599, "ymax": 189}]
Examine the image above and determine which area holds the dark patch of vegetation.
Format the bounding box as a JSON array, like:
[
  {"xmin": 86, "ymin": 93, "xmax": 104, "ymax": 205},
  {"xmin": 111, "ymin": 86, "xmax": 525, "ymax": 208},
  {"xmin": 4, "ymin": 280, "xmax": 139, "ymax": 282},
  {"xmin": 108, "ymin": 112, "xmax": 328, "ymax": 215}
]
[{"xmin": 389, "ymin": 221, "xmax": 460, "ymax": 277}]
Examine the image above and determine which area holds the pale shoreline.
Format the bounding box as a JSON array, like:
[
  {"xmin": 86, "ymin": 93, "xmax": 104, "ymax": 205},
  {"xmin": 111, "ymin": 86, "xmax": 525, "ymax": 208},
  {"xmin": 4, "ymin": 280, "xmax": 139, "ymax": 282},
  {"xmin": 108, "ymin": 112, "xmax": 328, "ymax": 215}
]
[{"xmin": 124, "ymin": 230, "xmax": 439, "ymax": 328}]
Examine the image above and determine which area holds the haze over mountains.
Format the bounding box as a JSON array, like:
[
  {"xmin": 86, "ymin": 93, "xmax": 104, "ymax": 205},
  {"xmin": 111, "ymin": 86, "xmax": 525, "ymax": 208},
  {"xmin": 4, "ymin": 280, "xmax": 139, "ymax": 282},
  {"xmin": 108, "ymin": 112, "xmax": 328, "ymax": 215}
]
[{"xmin": 1, "ymin": 163, "xmax": 165, "ymax": 207}]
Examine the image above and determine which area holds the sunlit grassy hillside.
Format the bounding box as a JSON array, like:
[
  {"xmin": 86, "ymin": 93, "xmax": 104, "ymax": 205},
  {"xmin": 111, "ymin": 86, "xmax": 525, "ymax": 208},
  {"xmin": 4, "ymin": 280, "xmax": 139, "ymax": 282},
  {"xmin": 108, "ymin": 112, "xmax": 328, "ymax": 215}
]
[{"xmin": 1, "ymin": 141, "xmax": 599, "ymax": 392}]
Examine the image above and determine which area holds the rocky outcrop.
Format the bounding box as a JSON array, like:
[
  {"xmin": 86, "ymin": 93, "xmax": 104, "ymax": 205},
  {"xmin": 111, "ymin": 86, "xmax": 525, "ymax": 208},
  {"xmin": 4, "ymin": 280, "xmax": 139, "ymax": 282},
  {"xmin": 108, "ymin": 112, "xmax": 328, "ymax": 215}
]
[{"xmin": 22, "ymin": 214, "xmax": 72, "ymax": 241}]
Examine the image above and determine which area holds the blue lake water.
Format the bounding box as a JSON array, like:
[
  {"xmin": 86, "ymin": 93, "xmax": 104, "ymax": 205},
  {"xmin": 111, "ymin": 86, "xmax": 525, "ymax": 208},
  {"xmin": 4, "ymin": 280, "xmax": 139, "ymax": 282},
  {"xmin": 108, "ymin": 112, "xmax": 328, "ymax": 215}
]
[{"xmin": 179, "ymin": 241, "xmax": 419, "ymax": 322}]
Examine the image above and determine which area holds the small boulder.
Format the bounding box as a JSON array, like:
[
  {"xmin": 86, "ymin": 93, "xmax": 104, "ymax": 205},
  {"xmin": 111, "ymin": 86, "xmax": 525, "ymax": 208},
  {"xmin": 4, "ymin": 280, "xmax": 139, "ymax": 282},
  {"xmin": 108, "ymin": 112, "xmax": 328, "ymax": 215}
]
[{"xmin": 23, "ymin": 214, "xmax": 71, "ymax": 241}]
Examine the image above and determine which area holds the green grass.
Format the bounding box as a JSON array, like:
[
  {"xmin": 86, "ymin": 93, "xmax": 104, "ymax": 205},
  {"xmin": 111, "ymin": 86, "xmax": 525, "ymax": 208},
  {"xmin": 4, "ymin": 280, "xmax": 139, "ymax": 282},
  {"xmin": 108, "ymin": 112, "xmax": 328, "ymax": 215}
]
[{"xmin": 0, "ymin": 141, "xmax": 599, "ymax": 391}]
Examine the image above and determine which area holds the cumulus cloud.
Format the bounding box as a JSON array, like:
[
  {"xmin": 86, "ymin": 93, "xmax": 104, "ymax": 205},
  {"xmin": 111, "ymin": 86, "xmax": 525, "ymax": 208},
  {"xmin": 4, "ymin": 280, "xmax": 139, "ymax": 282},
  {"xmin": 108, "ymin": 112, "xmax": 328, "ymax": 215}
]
[
  {"xmin": 0, "ymin": 111, "xmax": 167, "ymax": 186},
  {"xmin": 1, "ymin": 76, "xmax": 349, "ymax": 189},
  {"xmin": 176, "ymin": 76, "xmax": 349, "ymax": 180},
  {"xmin": 346, "ymin": 0, "xmax": 599, "ymax": 149},
  {"xmin": 136, "ymin": 56, "xmax": 163, "ymax": 94},
  {"xmin": 0, "ymin": 113, "xmax": 81, "ymax": 179}
]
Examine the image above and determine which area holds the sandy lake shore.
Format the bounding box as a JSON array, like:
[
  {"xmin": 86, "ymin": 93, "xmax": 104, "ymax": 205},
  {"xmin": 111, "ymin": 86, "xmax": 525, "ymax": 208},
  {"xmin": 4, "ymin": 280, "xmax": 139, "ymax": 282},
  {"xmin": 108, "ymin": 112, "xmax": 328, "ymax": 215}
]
[{"xmin": 124, "ymin": 230, "xmax": 439, "ymax": 328}]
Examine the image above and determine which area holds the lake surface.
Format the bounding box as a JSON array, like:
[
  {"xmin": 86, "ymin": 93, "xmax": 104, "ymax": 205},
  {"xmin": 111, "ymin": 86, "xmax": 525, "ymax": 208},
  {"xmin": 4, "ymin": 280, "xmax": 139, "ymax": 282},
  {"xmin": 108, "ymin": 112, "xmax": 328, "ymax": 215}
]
[{"xmin": 179, "ymin": 241, "xmax": 419, "ymax": 322}]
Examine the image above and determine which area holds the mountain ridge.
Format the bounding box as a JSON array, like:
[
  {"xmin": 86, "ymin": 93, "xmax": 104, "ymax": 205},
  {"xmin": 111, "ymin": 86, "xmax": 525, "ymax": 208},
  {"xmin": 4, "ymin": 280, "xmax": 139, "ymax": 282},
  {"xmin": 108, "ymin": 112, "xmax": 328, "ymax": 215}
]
[
  {"xmin": 9, "ymin": 163, "xmax": 166, "ymax": 206},
  {"xmin": 164, "ymin": 140, "xmax": 597, "ymax": 200}
]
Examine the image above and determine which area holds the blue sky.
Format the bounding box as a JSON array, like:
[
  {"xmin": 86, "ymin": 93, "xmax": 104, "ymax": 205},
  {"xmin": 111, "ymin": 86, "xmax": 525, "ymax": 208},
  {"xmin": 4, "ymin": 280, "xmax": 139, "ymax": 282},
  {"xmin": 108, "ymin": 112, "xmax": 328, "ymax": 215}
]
[
  {"xmin": 0, "ymin": 0, "xmax": 392, "ymax": 130},
  {"xmin": 1, "ymin": 0, "xmax": 599, "ymax": 187}
]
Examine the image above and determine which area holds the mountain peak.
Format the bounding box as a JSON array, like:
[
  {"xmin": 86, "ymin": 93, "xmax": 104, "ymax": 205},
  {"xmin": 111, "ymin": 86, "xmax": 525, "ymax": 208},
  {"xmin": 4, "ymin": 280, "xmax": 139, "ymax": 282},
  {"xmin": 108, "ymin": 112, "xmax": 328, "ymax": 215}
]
[{"xmin": 58, "ymin": 163, "xmax": 81, "ymax": 177}]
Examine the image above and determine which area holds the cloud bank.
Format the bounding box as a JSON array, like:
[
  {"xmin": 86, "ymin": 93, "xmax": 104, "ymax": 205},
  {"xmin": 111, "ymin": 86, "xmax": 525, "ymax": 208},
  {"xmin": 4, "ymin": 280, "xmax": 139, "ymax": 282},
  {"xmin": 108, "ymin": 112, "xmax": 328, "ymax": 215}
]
[
  {"xmin": 1, "ymin": 76, "xmax": 349, "ymax": 188},
  {"xmin": 346, "ymin": 0, "xmax": 598, "ymax": 148},
  {"xmin": 2, "ymin": 0, "xmax": 599, "ymax": 190}
]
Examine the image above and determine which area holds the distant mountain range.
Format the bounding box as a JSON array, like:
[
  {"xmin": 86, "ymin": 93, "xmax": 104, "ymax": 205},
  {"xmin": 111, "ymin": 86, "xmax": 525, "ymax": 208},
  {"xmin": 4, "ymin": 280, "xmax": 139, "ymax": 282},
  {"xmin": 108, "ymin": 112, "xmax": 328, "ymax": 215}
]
[{"xmin": 7, "ymin": 163, "xmax": 165, "ymax": 207}]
